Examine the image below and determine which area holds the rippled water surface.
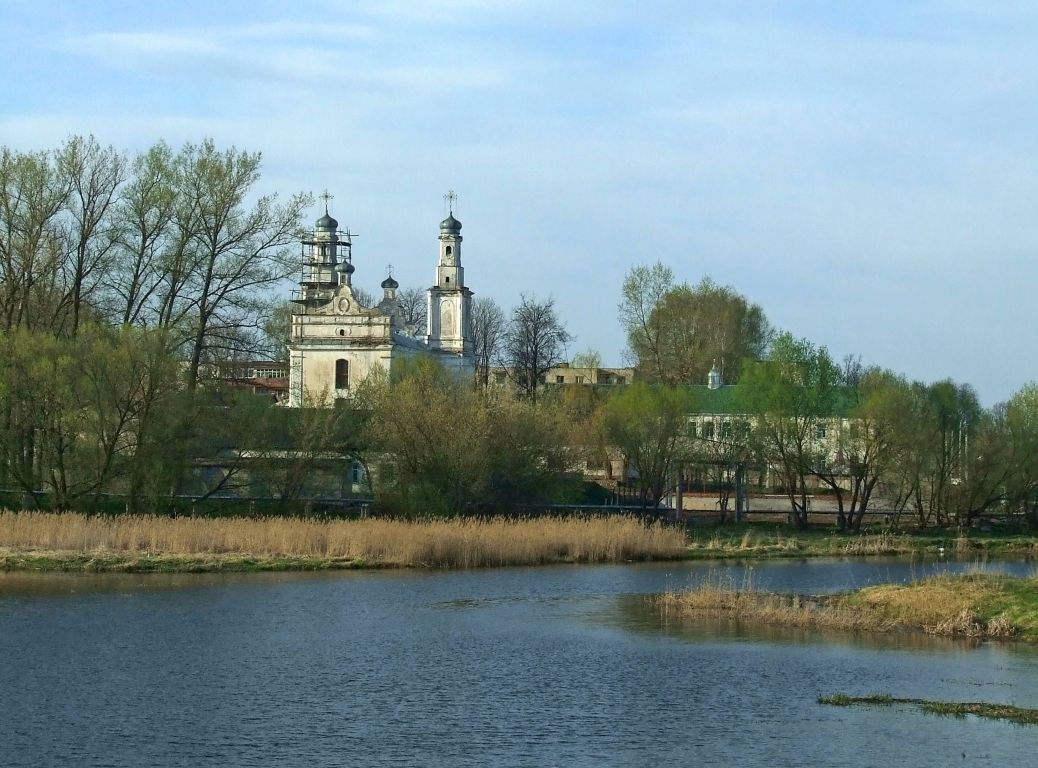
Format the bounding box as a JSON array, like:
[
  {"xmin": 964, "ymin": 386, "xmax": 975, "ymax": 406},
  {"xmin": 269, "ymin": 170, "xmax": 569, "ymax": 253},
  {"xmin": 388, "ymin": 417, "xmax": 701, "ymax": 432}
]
[{"xmin": 2, "ymin": 558, "xmax": 1037, "ymax": 767}]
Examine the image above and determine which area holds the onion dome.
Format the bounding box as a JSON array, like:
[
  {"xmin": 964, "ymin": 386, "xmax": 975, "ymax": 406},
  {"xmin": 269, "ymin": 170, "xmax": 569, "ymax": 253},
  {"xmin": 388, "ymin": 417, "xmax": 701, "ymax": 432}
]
[
  {"xmin": 381, "ymin": 274, "xmax": 399, "ymax": 290},
  {"xmin": 439, "ymin": 213, "xmax": 462, "ymax": 233},
  {"xmin": 335, "ymin": 260, "xmax": 355, "ymax": 275},
  {"xmin": 316, "ymin": 212, "xmax": 338, "ymax": 231}
]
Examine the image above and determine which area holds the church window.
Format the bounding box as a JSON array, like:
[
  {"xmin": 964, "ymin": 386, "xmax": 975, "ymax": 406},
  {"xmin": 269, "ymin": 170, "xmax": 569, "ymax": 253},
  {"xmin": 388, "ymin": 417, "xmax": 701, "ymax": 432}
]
[
  {"xmin": 335, "ymin": 359, "xmax": 349, "ymax": 389},
  {"xmin": 445, "ymin": 245, "xmax": 452, "ymax": 255},
  {"xmin": 338, "ymin": 329, "xmax": 346, "ymax": 336},
  {"xmin": 445, "ymin": 276, "xmax": 450, "ymax": 284}
]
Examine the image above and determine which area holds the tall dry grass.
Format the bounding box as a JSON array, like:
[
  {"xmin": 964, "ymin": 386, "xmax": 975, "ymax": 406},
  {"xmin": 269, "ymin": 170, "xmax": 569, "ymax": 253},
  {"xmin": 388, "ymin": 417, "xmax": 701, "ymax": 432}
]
[
  {"xmin": 656, "ymin": 572, "xmax": 884, "ymax": 633},
  {"xmin": 658, "ymin": 572, "xmax": 1025, "ymax": 638},
  {"xmin": 0, "ymin": 510, "xmax": 687, "ymax": 568}
]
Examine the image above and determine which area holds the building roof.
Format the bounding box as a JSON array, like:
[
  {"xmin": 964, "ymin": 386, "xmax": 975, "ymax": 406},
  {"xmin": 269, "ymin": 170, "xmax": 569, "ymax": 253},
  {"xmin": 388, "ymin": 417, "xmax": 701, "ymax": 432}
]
[
  {"xmin": 685, "ymin": 384, "xmax": 859, "ymax": 417},
  {"xmin": 440, "ymin": 213, "xmax": 462, "ymax": 233},
  {"xmin": 316, "ymin": 213, "xmax": 338, "ymax": 230}
]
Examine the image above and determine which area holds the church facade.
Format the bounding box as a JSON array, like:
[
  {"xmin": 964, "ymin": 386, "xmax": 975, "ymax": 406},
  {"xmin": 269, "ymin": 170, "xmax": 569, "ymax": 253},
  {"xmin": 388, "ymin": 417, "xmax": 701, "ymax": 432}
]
[{"xmin": 286, "ymin": 201, "xmax": 474, "ymax": 407}]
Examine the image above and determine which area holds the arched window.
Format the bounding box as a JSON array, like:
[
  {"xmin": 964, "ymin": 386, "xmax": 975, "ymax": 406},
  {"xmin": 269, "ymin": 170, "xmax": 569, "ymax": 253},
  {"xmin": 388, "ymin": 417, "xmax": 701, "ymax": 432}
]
[
  {"xmin": 445, "ymin": 245, "xmax": 452, "ymax": 255},
  {"xmin": 335, "ymin": 359, "xmax": 349, "ymax": 389}
]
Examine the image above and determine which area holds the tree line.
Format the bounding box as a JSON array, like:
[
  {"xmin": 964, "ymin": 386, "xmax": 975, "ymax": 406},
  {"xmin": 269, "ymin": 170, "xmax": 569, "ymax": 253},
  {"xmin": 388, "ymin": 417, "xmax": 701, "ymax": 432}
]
[
  {"xmin": 607, "ymin": 262, "xmax": 1038, "ymax": 531},
  {"xmin": 3, "ymin": 136, "xmax": 1036, "ymax": 528},
  {"xmin": 0, "ymin": 137, "xmax": 577, "ymax": 516}
]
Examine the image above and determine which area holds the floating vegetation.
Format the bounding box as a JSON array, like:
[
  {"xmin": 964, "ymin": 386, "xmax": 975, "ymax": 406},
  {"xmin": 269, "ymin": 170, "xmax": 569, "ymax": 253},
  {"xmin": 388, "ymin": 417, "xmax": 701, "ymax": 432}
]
[{"xmin": 819, "ymin": 693, "xmax": 1038, "ymax": 727}]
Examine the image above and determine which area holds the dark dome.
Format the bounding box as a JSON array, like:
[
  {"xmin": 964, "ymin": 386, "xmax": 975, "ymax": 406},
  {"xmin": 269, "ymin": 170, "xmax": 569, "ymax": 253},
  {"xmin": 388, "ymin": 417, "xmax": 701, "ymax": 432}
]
[
  {"xmin": 335, "ymin": 260, "xmax": 355, "ymax": 274},
  {"xmin": 381, "ymin": 275, "xmax": 399, "ymax": 290},
  {"xmin": 439, "ymin": 213, "xmax": 462, "ymax": 233},
  {"xmin": 316, "ymin": 213, "xmax": 338, "ymax": 230}
]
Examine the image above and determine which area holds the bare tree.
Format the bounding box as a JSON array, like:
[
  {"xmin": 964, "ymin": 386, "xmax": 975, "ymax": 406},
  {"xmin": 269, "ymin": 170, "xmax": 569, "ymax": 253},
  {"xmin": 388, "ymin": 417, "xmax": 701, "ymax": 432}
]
[
  {"xmin": 108, "ymin": 141, "xmax": 177, "ymax": 326},
  {"xmin": 56, "ymin": 135, "xmax": 125, "ymax": 334},
  {"xmin": 570, "ymin": 348, "xmax": 602, "ymax": 369},
  {"xmin": 351, "ymin": 285, "xmax": 376, "ymax": 309},
  {"xmin": 396, "ymin": 285, "xmax": 427, "ymax": 335},
  {"xmin": 501, "ymin": 294, "xmax": 571, "ymax": 402},
  {"xmin": 471, "ymin": 296, "xmax": 505, "ymax": 390},
  {"xmin": 618, "ymin": 261, "xmax": 673, "ymax": 374},
  {"xmin": 0, "ymin": 146, "xmax": 70, "ymax": 332},
  {"xmin": 176, "ymin": 141, "xmax": 309, "ymax": 388}
]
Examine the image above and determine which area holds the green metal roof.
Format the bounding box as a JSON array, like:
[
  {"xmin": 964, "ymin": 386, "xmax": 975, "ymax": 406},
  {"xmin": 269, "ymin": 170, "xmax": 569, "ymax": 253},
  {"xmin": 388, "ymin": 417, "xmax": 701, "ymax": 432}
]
[{"xmin": 683, "ymin": 384, "xmax": 858, "ymax": 417}]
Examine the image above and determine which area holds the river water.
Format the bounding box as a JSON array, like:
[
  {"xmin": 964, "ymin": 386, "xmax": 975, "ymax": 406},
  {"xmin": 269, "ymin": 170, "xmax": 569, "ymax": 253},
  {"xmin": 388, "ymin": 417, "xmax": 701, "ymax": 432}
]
[{"xmin": 2, "ymin": 558, "xmax": 1037, "ymax": 767}]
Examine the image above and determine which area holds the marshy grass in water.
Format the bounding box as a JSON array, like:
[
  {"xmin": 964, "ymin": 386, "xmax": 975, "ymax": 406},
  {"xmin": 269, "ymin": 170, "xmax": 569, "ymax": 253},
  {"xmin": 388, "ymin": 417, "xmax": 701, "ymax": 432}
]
[
  {"xmin": 820, "ymin": 693, "xmax": 1038, "ymax": 727},
  {"xmin": 657, "ymin": 571, "xmax": 1038, "ymax": 640},
  {"xmin": 0, "ymin": 510, "xmax": 687, "ymax": 571}
]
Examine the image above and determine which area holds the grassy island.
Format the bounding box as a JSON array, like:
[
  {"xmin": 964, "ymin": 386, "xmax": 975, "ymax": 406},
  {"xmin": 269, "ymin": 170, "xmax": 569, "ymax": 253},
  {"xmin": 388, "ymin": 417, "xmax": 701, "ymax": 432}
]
[
  {"xmin": 657, "ymin": 572, "xmax": 1038, "ymax": 641},
  {"xmin": 0, "ymin": 510, "xmax": 687, "ymax": 572}
]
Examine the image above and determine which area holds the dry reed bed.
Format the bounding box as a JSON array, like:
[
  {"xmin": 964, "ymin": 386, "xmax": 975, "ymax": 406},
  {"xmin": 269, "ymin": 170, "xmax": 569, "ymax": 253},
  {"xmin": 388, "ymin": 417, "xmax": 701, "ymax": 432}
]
[
  {"xmin": 657, "ymin": 572, "xmax": 1035, "ymax": 639},
  {"xmin": 0, "ymin": 510, "xmax": 687, "ymax": 569}
]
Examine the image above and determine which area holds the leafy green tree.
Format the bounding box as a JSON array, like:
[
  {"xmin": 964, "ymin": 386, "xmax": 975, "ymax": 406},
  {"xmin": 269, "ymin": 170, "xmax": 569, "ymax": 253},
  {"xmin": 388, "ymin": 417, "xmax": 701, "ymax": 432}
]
[
  {"xmin": 737, "ymin": 333, "xmax": 840, "ymax": 528},
  {"xmin": 897, "ymin": 380, "xmax": 981, "ymax": 527},
  {"xmin": 175, "ymin": 141, "xmax": 309, "ymax": 388},
  {"xmin": 811, "ymin": 369, "xmax": 914, "ymax": 531},
  {"xmin": 56, "ymin": 135, "xmax": 125, "ymax": 334},
  {"xmin": 618, "ymin": 261, "xmax": 673, "ymax": 377},
  {"xmin": 108, "ymin": 141, "xmax": 178, "ymax": 326},
  {"xmin": 0, "ymin": 146, "xmax": 70, "ymax": 332},
  {"xmin": 619, "ymin": 263, "xmax": 771, "ymax": 385},
  {"xmin": 238, "ymin": 390, "xmax": 371, "ymax": 511},
  {"xmin": 601, "ymin": 383, "xmax": 695, "ymax": 508},
  {"xmin": 0, "ymin": 324, "xmax": 182, "ymax": 512},
  {"xmin": 1002, "ymin": 384, "xmax": 1038, "ymax": 525},
  {"xmin": 368, "ymin": 358, "xmax": 573, "ymax": 515}
]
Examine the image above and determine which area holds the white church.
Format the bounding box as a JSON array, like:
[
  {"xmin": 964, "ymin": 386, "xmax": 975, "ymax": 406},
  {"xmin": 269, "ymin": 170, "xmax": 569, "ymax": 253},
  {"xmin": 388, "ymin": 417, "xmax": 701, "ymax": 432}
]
[{"xmin": 287, "ymin": 196, "xmax": 475, "ymax": 406}]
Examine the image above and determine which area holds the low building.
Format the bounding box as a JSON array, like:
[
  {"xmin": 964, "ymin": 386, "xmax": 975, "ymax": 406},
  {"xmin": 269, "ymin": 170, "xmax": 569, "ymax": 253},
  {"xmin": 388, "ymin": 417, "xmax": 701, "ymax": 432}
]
[
  {"xmin": 489, "ymin": 364, "xmax": 635, "ymax": 389},
  {"xmin": 218, "ymin": 361, "xmax": 290, "ymax": 403}
]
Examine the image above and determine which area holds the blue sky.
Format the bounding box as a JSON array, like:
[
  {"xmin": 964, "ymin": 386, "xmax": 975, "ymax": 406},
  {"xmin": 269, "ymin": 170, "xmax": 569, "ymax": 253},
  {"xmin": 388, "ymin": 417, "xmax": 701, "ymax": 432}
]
[{"xmin": 2, "ymin": 1, "xmax": 1037, "ymax": 404}]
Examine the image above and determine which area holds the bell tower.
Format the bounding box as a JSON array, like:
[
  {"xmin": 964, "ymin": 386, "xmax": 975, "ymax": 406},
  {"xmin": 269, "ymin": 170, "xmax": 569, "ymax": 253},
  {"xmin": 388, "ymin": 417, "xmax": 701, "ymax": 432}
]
[{"xmin": 426, "ymin": 191, "xmax": 473, "ymax": 355}]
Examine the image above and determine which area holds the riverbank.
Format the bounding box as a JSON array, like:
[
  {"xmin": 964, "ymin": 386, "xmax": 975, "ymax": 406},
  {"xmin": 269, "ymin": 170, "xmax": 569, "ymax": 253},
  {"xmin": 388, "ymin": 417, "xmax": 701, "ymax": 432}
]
[
  {"xmin": 657, "ymin": 572, "xmax": 1038, "ymax": 641},
  {"xmin": 0, "ymin": 511, "xmax": 687, "ymax": 572},
  {"xmin": 4, "ymin": 510, "xmax": 1038, "ymax": 573},
  {"xmin": 684, "ymin": 526, "xmax": 1038, "ymax": 560}
]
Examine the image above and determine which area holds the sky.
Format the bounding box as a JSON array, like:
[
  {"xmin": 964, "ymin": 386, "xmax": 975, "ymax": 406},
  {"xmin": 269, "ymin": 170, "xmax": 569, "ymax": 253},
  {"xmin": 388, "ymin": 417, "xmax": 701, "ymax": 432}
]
[{"xmin": 2, "ymin": 1, "xmax": 1037, "ymax": 405}]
